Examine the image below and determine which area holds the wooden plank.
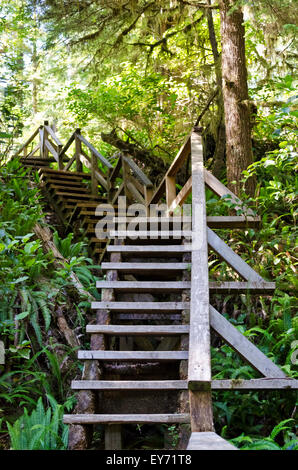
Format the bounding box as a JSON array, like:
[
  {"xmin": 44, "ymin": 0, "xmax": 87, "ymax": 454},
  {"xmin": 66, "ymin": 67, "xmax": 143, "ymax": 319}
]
[
  {"xmin": 59, "ymin": 132, "xmax": 75, "ymax": 158},
  {"xmin": 77, "ymin": 133, "xmax": 113, "ymax": 169},
  {"xmin": 78, "ymin": 351, "xmax": 188, "ymax": 361},
  {"xmin": 188, "ymin": 132, "xmax": 213, "ymax": 433},
  {"xmin": 96, "ymin": 281, "xmax": 190, "ymax": 291},
  {"xmin": 107, "ymin": 245, "xmax": 191, "ymax": 253},
  {"xmin": 25, "ymin": 143, "xmax": 40, "ymax": 159},
  {"xmin": 55, "ymin": 191, "xmax": 101, "ymax": 199},
  {"xmin": 86, "ymin": 324, "xmax": 189, "ymax": 335},
  {"xmin": 64, "ymin": 153, "xmax": 77, "ymax": 172},
  {"xmin": 187, "ymin": 432, "xmax": 237, "ymax": 450},
  {"xmin": 207, "ymin": 215, "xmax": 261, "ymax": 228},
  {"xmin": 209, "ymin": 305, "xmax": 286, "ymax": 378},
  {"xmin": 166, "ymin": 175, "xmax": 176, "ymax": 208},
  {"xmin": 111, "ymin": 182, "xmax": 125, "ymax": 205},
  {"xmin": 207, "ymin": 227, "xmax": 264, "ymax": 282},
  {"xmin": 101, "ymin": 262, "xmax": 190, "ymax": 272},
  {"xmin": 109, "ymin": 157, "xmax": 122, "ymax": 182},
  {"xmin": 168, "ymin": 176, "xmax": 192, "ymax": 214},
  {"xmin": 212, "ymin": 378, "xmax": 298, "ymax": 390},
  {"xmin": 122, "ymin": 156, "xmax": 153, "ymax": 187},
  {"xmin": 45, "ymin": 139, "xmax": 59, "ymax": 161},
  {"xmin": 168, "ymin": 136, "xmax": 191, "ymax": 177},
  {"xmin": 72, "ymin": 380, "xmax": 188, "ymax": 390},
  {"xmin": 13, "ymin": 127, "xmax": 39, "ymax": 157},
  {"xmin": 95, "ymin": 280, "xmax": 275, "ymax": 293},
  {"xmin": 45, "ymin": 125, "xmax": 63, "ymax": 146},
  {"xmin": 79, "ymin": 151, "xmax": 109, "ymax": 190},
  {"xmin": 204, "ymin": 168, "xmax": 254, "ymax": 216},
  {"xmin": 64, "ymin": 414, "xmax": 190, "ymax": 424},
  {"xmin": 126, "ymin": 181, "xmax": 145, "ymax": 204},
  {"xmin": 188, "ymin": 132, "xmax": 211, "ymax": 389},
  {"xmin": 39, "ymin": 168, "xmax": 91, "ymax": 178},
  {"xmin": 113, "ymin": 313, "xmax": 181, "ymax": 321},
  {"xmin": 91, "ymin": 301, "xmax": 189, "ymax": 311},
  {"xmin": 110, "ymin": 230, "xmax": 192, "ymax": 238},
  {"xmin": 105, "ymin": 425, "xmax": 122, "ymax": 450}
]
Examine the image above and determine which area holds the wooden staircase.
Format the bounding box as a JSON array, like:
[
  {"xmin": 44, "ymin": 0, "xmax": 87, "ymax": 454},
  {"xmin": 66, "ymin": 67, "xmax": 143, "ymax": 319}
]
[{"xmin": 13, "ymin": 123, "xmax": 298, "ymax": 450}]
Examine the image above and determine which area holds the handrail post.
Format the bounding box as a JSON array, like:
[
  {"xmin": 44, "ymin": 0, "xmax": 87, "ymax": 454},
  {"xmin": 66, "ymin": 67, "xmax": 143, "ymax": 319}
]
[
  {"xmin": 166, "ymin": 175, "xmax": 176, "ymax": 208},
  {"xmin": 39, "ymin": 125, "xmax": 44, "ymax": 158},
  {"xmin": 91, "ymin": 151, "xmax": 98, "ymax": 195},
  {"xmin": 75, "ymin": 129, "xmax": 83, "ymax": 172},
  {"xmin": 188, "ymin": 130, "xmax": 214, "ymax": 432},
  {"xmin": 144, "ymin": 186, "xmax": 153, "ymax": 215},
  {"xmin": 43, "ymin": 120, "xmax": 49, "ymax": 159}
]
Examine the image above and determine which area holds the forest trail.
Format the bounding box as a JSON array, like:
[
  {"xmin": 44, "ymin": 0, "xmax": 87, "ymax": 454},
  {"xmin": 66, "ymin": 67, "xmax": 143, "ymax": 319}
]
[{"xmin": 13, "ymin": 122, "xmax": 298, "ymax": 450}]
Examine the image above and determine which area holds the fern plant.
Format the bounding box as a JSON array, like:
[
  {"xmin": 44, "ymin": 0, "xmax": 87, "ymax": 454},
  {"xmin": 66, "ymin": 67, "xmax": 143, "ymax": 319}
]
[{"xmin": 6, "ymin": 395, "xmax": 72, "ymax": 450}]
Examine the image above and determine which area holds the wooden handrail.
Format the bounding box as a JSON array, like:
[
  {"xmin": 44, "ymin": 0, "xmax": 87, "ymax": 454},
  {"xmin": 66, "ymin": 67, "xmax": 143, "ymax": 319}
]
[
  {"xmin": 45, "ymin": 125, "xmax": 63, "ymax": 147},
  {"xmin": 77, "ymin": 133, "xmax": 113, "ymax": 170},
  {"xmin": 122, "ymin": 156, "xmax": 153, "ymax": 188}
]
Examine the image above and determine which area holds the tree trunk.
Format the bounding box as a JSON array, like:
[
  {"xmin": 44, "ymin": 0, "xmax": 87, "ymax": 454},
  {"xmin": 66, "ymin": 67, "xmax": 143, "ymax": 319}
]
[
  {"xmin": 219, "ymin": 0, "xmax": 255, "ymax": 196},
  {"xmin": 206, "ymin": 2, "xmax": 226, "ymax": 179}
]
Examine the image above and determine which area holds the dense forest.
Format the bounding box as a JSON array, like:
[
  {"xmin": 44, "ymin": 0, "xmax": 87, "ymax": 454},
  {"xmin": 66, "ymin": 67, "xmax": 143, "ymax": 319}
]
[{"xmin": 0, "ymin": 0, "xmax": 297, "ymax": 451}]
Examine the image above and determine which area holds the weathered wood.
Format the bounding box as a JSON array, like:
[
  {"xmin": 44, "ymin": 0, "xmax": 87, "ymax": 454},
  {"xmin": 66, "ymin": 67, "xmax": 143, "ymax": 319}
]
[
  {"xmin": 212, "ymin": 378, "xmax": 298, "ymax": 390},
  {"xmin": 204, "ymin": 168, "xmax": 254, "ymax": 216},
  {"xmin": 72, "ymin": 380, "xmax": 188, "ymax": 390},
  {"xmin": 64, "ymin": 414, "xmax": 190, "ymax": 424},
  {"xmin": 122, "ymin": 155, "xmax": 153, "ymax": 187},
  {"xmin": 207, "ymin": 227, "xmax": 264, "ymax": 282},
  {"xmin": 168, "ymin": 176, "xmax": 192, "ymax": 214},
  {"xmin": 187, "ymin": 432, "xmax": 237, "ymax": 450},
  {"xmin": 101, "ymin": 262, "xmax": 190, "ymax": 272},
  {"xmin": 91, "ymin": 301, "xmax": 189, "ymax": 311},
  {"xmin": 209, "ymin": 305, "xmax": 286, "ymax": 378},
  {"xmin": 95, "ymin": 280, "xmax": 275, "ymax": 293},
  {"xmin": 113, "ymin": 313, "xmax": 181, "ymax": 321},
  {"xmin": 107, "ymin": 245, "xmax": 191, "ymax": 253},
  {"xmin": 86, "ymin": 324, "xmax": 189, "ymax": 335},
  {"xmin": 188, "ymin": 132, "xmax": 211, "ymax": 389},
  {"xmin": 45, "ymin": 125, "xmax": 63, "ymax": 146},
  {"xmin": 105, "ymin": 425, "xmax": 122, "ymax": 450},
  {"xmin": 166, "ymin": 175, "xmax": 176, "ymax": 208},
  {"xmin": 126, "ymin": 181, "xmax": 145, "ymax": 204},
  {"xmin": 207, "ymin": 215, "xmax": 261, "ymax": 228},
  {"xmin": 78, "ymin": 351, "xmax": 188, "ymax": 361},
  {"xmin": 64, "ymin": 153, "xmax": 77, "ymax": 172},
  {"xmin": 13, "ymin": 127, "xmax": 39, "ymax": 157}
]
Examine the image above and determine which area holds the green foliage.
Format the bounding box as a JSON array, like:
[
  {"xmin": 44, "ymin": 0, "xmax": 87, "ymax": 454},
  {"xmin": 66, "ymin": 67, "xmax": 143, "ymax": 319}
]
[{"xmin": 6, "ymin": 395, "xmax": 72, "ymax": 450}]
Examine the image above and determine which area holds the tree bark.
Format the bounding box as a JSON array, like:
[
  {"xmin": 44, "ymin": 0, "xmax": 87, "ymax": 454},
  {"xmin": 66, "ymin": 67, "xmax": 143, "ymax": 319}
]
[{"xmin": 219, "ymin": 0, "xmax": 255, "ymax": 196}]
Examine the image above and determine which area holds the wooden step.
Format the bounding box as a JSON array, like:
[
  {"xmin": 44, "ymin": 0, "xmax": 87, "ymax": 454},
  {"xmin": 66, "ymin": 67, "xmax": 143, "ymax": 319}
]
[
  {"xmin": 95, "ymin": 280, "xmax": 275, "ymax": 293},
  {"xmin": 78, "ymin": 351, "xmax": 188, "ymax": 361},
  {"xmin": 96, "ymin": 281, "xmax": 190, "ymax": 292},
  {"xmin": 101, "ymin": 262, "xmax": 190, "ymax": 272},
  {"xmin": 86, "ymin": 324, "xmax": 189, "ymax": 335},
  {"xmin": 91, "ymin": 302, "xmax": 189, "ymax": 311},
  {"xmin": 63, "ymin": 413, "xmax": 190, "ymax": 424},
  {"xmin": 71, "ymin": 380, "xmax": 188, "ymax": 390}
]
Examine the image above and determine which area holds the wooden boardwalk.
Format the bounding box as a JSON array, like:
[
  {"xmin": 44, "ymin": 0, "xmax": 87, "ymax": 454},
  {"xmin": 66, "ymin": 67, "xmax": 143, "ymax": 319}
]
[{"xmin": 14, "ymin": 121, "xmax": 298, "ymax": 450}]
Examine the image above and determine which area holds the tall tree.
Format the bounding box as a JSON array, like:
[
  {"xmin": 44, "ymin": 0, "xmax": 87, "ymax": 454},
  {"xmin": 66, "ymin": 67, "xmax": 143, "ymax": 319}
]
[{"xmin": 219, "ymin": 0, "xmax": 255, "ymax": 196}]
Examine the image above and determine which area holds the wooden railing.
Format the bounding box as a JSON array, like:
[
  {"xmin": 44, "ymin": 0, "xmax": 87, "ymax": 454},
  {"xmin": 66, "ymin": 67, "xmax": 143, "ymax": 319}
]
[{"xmin": 13, "ymin": 121, "xmax": 154, "ymax": 202}]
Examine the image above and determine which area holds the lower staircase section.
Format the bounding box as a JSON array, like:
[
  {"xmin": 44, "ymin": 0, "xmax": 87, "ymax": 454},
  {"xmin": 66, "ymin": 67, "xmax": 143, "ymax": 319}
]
[{"xmin": 63, "ymin": 234, "xmax": 195, "ymax": 449}]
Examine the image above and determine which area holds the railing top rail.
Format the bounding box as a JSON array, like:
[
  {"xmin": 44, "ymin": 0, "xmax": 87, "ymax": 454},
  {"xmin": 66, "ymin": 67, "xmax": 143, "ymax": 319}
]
[
  {"xmin": 45, "ymin": 125, "xmax": 63, "ymax": 147},
  {"xmin": 13, "ymin": 127, "xmax": 39, "ymax": 158}
]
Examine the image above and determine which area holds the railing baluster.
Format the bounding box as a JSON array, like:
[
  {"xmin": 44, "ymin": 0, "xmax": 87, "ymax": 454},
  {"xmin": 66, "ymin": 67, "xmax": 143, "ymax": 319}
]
[
  {"xmin": 75, "ymin": 129, "xmax": 83, "ymax": 172},
  {"xmin": 91, "ymin": 151, "xmax": 98, "ymax": 195},
  {"xmin": 43, "ymin": 120, "xmax": 49, "ymax": 159}
]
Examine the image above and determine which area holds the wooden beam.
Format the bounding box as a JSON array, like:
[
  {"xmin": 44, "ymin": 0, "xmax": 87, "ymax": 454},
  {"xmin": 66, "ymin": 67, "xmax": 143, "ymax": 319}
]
[
  {"xmin": 209, "ymin": 306, "xmax": 286, "ymax": 378},
  {"xmin": 72, "ymin": 380, "xmax": 188, "ymax": 390},
  {"xmin": 77, "ymin": 133, "xmax": 113, "ymax": 169},
  {"xmin": 188, "ymin": 131, "xmax": 214, "ymax": 432},
  {"xmin": 204, "ymin": 168, "xmax": 255, "ymax": 216},
  {"xmin": 168, "ymin": 176, "xmax": 192, "ymax": 214},
  {"xmin": 122, "ymin": 156, "xmax": 153, "ymax": 187},
  {"xmin": 212, "ymin": 378, "xmax": 298, "ymax": 390},
  {"xmin": 64, "ymin": 414, "xmax": 190, "ymax": 424},
  {"xmin": 207, "ymin": 227, "xmax": 264, "ymax": 282},
  {"xmin": 78, "ymin": 351, "xmax": 188, "ymax": 361},
  {"xmin": 187, "ymin": 432, "xmax": 237, "ymax": 450}
]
